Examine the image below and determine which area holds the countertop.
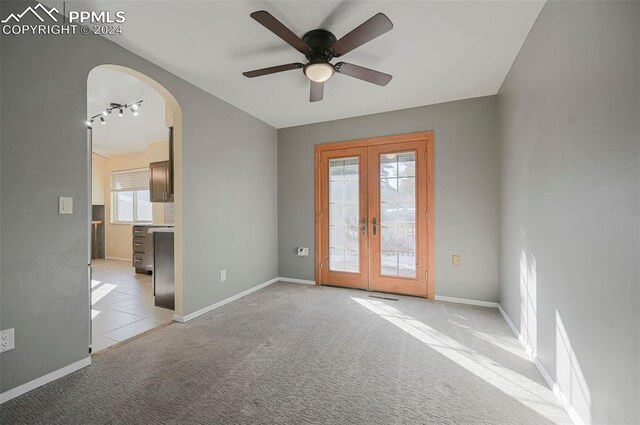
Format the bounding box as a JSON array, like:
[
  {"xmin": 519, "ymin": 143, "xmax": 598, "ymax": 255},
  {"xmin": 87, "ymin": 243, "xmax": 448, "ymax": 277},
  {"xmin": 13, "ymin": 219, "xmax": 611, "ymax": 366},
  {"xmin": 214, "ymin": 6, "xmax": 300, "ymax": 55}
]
[{"xmin": 147, "ymin": 227, "xmax": 174, "ymax": 234}]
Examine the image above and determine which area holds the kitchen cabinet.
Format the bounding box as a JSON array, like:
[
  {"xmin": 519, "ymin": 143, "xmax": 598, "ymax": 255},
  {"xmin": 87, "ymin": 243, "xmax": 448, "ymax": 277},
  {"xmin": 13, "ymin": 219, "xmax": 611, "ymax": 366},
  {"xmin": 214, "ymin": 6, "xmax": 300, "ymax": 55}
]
[
  {"xmin": 132, "ymin": 225, "xmax": 170, "ymax": 274},
  {"xmin": 149, "ymin": 126, "xmax": 174, "ymax": 203},
  {"xmin": 153, "ymin": 229, "xmax": 175, "ymax": 310},
  {"xmin": 149, "ymin": 160, "xmax": 173, "ymax": 202}
]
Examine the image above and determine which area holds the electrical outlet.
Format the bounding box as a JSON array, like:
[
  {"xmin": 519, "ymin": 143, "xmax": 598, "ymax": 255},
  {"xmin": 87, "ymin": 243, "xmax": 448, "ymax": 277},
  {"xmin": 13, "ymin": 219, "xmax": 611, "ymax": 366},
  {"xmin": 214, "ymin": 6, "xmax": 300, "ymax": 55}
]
[
  {"xmin": 0, "ymin": 328, "xmax": 15, "ymax": 353},
  {"xmin": 452, "ymin": 255, "xmax": 461, "ymax": 267},
  {"xmin": 297, "ymin": 247, "xmax": 309, "ymax": 256},
  {"xmin": 220, "ymin": 270, "xmax": 226, "ymax": 282}
]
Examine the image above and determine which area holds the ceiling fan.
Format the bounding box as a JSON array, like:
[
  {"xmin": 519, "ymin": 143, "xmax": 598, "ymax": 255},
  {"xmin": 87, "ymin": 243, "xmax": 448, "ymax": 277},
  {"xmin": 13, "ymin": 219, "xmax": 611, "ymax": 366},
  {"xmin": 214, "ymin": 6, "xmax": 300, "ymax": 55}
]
[{"xmin": 242, "ymin": 11, "xmax": 393, "ymax": 102}]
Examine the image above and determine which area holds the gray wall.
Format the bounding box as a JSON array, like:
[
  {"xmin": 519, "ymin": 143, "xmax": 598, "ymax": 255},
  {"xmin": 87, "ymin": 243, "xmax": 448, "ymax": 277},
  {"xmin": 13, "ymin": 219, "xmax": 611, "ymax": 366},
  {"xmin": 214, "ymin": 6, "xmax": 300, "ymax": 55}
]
[
  {"xmin": 0, "ymin": 1, "xmax": 277, "ymax": 394},
  {"xmin": 498, "ymin": 1, "xmax": 640, "ymax": 424},
  {"xmin": 278, "ymin": 96, "xmax": 500, "ymax": 301}
]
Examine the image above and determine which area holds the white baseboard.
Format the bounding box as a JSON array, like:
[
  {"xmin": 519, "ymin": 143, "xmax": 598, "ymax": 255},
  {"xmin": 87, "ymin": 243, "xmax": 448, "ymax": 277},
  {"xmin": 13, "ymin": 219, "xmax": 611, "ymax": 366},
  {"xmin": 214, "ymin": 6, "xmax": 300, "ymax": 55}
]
[
  {"xmin": 173, "ymin": 277, "xmax": 279, "ymax": 322},
  {"xmin": 0, "ymin": 357, "xmax": 91, "ymax": 404},
  {"xmin": 277, "ymin": 277, "xmax": 316, "ymax": 285},
  {"xmin": 498, "ymin": 304, "xmax": 584, "ymax": 425},
  {"xmin": 104, "ymin": 256, "xmax": 130, "ymax": 262},
  {"xmin": 435, "ymin": 295, "xmax": 498, "ymax": 308}
]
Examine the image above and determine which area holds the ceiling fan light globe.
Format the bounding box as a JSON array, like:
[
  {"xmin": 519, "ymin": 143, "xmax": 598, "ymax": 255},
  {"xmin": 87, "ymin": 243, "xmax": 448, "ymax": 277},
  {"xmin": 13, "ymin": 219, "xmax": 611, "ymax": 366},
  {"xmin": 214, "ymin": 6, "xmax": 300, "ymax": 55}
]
[{"xmin": 305, "ymin": 63, "xmax": 334, "ymax": 83}]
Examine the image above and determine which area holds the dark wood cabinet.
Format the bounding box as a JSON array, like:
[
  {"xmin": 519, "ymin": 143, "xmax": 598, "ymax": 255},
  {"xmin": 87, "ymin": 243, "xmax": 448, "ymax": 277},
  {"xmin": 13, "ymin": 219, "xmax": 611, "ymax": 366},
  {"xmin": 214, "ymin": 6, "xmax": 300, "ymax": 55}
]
[
  {"xmin": 149, "ymin": 127, "xmax": 175, "ymax": 203},
  {"xmin": 153, "ymin": 230, "xmax": 175, "ymax": 310},
  {"xmin": 149, "ymin": 160, "xmax": 173, "ymax": 202}
]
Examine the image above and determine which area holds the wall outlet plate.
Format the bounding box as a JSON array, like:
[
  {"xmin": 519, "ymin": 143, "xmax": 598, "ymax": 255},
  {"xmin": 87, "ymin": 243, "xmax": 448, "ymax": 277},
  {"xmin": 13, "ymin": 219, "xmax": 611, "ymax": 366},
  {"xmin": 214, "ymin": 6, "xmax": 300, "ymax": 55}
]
[
  {"xmin": 452, "ymin": 255, "xmax": 461, "ymax": 267},
  {"xmin": 297, "ymin": 247, "xmax": 309, "ymax": 256},
  {"xmin": 0, "ymin": 328, "xmax": 15, "ymax": 353},
  {"xmin": 220, "ymin": 270, "xmax": 226, "ymax": 282}
]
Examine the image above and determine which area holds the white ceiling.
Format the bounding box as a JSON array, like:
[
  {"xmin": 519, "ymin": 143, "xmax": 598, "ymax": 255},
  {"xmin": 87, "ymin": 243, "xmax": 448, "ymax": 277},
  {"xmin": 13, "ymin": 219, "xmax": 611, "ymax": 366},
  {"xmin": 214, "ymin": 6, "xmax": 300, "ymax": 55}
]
[
  {"xmin": 71, "ymin": 1, "xmax": 544, "ymax": 128},
  {"xmin": 88, "ymin": 67, "xmax": 167, "ymax": 156}
]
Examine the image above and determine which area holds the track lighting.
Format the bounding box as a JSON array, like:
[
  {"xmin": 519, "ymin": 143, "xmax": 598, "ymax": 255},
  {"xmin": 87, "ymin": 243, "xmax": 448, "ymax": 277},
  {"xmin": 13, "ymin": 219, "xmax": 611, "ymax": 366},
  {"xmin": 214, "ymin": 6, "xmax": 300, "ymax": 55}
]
[{"xmin": 87, "ymin": 100, "xmax": 143, "ymax": 126}]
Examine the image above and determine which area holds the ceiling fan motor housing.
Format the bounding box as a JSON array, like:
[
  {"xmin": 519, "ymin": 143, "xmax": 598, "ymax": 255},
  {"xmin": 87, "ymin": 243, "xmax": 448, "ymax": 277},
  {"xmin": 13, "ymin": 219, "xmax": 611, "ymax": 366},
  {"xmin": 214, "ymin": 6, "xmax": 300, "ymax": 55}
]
[{"xmin": 302, "ymin": 29, "xmax": 337, "ymax": 63}]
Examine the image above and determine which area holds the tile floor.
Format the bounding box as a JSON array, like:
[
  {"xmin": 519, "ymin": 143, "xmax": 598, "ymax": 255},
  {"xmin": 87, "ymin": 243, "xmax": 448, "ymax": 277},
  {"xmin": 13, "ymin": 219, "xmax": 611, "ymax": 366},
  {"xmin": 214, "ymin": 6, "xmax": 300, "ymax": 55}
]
[{"xmin": 91, "ymin": 259, "xmax": 174, "ymax": 352}]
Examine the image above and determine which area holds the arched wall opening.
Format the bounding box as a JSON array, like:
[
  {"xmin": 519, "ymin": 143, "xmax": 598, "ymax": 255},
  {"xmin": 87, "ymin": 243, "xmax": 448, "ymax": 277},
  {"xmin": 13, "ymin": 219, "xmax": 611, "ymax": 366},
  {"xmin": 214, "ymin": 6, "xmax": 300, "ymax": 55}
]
[{"xmin": 87, "ymin": 64, "xmax": 184, "ymax": 321}]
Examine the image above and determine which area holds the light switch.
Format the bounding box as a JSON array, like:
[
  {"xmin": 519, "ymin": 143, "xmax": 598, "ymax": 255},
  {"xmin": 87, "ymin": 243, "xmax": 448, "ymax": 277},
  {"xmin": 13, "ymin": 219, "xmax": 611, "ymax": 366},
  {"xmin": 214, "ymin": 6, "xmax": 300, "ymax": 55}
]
[
  {"xmin": 59, "ymin": 197, "xmax": 73, "ymax": 214},
  {"xmin": 452, "ymin": 255, "xmax": 461, "ymax": 267}
]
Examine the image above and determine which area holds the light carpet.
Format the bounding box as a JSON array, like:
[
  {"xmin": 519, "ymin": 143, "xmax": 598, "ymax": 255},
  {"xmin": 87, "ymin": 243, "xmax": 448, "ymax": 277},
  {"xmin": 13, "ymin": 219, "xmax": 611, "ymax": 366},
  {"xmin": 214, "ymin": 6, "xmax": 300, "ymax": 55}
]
[{"xmin": 0, "ymin": 282, "xmax": 571, "ymax": 424}]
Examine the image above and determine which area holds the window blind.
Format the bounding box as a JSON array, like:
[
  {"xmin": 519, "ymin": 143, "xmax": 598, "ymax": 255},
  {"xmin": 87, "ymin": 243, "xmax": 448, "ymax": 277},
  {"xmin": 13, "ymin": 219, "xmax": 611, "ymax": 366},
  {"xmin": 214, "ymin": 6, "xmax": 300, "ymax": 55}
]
[{"xmin": 111, "ymin": 168, "xmax": 149, "ymax": 192}]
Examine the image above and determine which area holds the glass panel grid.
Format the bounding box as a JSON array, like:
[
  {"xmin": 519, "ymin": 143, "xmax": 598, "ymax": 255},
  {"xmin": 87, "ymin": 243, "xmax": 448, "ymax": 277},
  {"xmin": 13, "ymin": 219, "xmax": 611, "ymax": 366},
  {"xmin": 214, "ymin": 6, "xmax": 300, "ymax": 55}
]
[
  {"xmin": 380, "ymin": 152, "xmax": 417, "ymax": 277},
  {"xmin": 329, "ymin": 157, "xmax": 359, "ymax": 273}
]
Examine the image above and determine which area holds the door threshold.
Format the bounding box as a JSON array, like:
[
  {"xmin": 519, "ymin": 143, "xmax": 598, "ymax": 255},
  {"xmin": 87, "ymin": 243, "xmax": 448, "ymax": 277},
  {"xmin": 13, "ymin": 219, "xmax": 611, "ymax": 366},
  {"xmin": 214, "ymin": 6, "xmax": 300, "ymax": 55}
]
[{"xmin": 91, "ymin": 319, "xmax": 174, "ymax": 356}]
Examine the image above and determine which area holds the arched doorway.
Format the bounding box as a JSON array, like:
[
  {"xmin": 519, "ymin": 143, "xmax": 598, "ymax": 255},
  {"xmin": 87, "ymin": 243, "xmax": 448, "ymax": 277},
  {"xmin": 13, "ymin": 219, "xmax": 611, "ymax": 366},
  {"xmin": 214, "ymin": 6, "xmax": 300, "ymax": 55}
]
[{"xmin": 87, "ymin": 65, "xmax": 183, "ymax": 353}]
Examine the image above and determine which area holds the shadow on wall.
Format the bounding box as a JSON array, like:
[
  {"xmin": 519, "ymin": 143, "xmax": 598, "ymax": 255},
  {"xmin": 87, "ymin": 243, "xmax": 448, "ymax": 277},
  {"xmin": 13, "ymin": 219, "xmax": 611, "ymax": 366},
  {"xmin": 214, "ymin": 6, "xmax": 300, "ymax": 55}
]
[
  {"xmin": 519, "ymin": 229, "xmax": 591, "ymax": 424},
  {"xmin": 519, "ymin": 240, "xmax": 537, "ymax": 358},
  {"xmin": 555, "ymin": 310, "xmax": 591, "ymax": 425}
]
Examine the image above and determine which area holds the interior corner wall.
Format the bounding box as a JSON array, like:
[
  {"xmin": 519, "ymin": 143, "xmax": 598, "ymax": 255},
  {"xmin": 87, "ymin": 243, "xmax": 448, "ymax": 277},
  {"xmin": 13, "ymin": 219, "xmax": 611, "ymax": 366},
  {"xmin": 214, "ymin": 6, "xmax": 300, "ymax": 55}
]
[
  {"xmin": 0, "ymin": 1, "xmax": 277, "ymax": 395},
  {"xmin": 497, "ymin": 1, "xmax": 640, "ymax": 424},
  {"xmin": 277, "ymin": 96, "xmax": 500, "ymax": 302}
]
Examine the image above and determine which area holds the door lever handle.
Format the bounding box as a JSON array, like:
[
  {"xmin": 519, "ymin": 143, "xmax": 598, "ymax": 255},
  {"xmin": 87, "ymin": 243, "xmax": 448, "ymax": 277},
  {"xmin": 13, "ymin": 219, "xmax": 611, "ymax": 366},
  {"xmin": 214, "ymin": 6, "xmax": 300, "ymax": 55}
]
[
  {"xmin": 361, "ymin": 218, "xmax": 366, "ymax": 235},
  {"xmin": 372, "ymin": 217, "xmax": 377, "ymax": 236}
]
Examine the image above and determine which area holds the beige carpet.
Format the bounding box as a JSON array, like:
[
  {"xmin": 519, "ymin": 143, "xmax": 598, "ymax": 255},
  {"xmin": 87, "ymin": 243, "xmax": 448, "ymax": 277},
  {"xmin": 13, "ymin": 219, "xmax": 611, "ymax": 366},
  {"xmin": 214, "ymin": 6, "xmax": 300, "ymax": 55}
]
[{"xmin": 0, "ymin": 282, "xmax": 571, "ymax": 424}]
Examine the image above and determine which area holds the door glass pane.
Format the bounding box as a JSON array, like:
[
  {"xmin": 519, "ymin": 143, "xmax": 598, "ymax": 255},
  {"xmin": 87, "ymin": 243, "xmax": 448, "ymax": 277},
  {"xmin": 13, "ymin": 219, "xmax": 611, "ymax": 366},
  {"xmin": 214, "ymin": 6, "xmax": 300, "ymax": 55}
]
[
  {"xmin": 329, "ymin": 157, "xmax": 359, "ymax": 273},
  {"xmin": 380, "ymin": 152, "xmax": 416, "ymax": 277}
]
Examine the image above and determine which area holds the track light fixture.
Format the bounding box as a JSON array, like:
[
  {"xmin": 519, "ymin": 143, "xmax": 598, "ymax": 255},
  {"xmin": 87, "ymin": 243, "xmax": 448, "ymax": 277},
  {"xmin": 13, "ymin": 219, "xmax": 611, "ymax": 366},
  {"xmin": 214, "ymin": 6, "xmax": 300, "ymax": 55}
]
[{"xmin": 86, "ymin": 100, "xmax": 143, "ymax": 127}]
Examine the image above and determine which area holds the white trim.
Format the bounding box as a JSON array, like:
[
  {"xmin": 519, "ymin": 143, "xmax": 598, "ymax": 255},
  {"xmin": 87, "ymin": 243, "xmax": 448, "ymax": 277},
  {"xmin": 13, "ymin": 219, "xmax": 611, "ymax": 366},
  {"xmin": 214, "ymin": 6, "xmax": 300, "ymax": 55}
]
[
  {"xmin": 277, "ymin": 277, "xmax": 316, "ymax": 285},
  {"xmin": 435, "ymin": 295, "xmax": 498, "ymax": 308},
  {"xmin": 498, "ymin": 304, "xmax": 585, "ymax": 425},
  {"xmin": 104, "ymin": 256, "xmax": 130, "ymax": 262},
  {"xmin": 0, "ymin": 357, "xmax": 91, "ymax": 404},
  {"xmin": 173, "ymin": 277, "xmax": 279, "ymax": 322}
]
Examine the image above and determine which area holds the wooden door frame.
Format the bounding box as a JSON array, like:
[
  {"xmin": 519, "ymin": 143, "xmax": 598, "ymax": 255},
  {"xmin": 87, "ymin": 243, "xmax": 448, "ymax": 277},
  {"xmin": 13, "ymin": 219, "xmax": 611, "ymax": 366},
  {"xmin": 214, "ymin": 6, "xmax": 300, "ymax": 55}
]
[{"xmin": 314, "ymin": 131, "xmax": 435, "ymax": 299}]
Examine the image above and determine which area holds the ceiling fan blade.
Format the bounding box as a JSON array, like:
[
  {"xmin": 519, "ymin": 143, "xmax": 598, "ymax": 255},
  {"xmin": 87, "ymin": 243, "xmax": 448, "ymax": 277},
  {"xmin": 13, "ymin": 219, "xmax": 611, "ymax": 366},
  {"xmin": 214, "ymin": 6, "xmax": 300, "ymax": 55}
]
[
  {"xmin": 332, "ymin": 13, "xmax": 393, "ymax": 57},
  {"xmin": 250, "ymin": 10, "xmax": 310, "ymax": 54},
  {"xmin": 310, "ymin": 81, "xmax": 324, "ymax": 102},
  {"xmin": 243, "ymin": 63, "xmax": 303, "ymax": 78},
  {"xmin": 334, "ymin": 62, "xmax": 392, "ymax": 86}
]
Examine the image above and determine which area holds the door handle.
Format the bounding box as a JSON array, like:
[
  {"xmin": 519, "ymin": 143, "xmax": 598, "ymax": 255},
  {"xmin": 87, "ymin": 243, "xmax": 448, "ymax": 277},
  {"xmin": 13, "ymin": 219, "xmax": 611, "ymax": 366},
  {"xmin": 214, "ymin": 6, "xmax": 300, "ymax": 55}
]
[
  {"xmin": 372, "ymin": 217, "xmax": 377, "ymax": 236},
  {"xmin": 361, "ymin": 218, "xmax": 367, "ymax": 235}
]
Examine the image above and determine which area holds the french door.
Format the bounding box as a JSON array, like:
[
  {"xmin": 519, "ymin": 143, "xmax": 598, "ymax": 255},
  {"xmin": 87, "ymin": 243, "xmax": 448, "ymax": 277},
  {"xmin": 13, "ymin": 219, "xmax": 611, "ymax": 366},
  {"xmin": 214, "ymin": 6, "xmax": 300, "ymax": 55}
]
[{"xmin": 316, "ymin": 132, "xmax": 434, "ymax": 298}]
